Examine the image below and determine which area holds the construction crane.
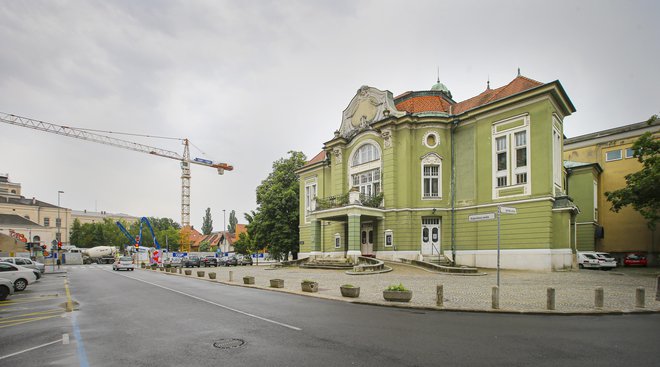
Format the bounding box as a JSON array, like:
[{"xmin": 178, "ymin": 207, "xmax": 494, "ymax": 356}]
[{"xmin": 0, "ymin": 112, "xmax": 233, "ymax": 227}]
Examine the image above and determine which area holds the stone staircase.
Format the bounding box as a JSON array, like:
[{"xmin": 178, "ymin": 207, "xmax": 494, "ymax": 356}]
[
  {"xmin": 300, "ymin": 258, "xmax": 354, "ymax": 270},
  {"xmin": 422, "ymin": 255, "xmax": 451, "ymax": 266}
]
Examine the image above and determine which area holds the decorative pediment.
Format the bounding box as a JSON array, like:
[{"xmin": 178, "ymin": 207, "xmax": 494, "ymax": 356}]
[{"xmin": 339, "ymin": 86, "xmax": 405, "ymax": 139}]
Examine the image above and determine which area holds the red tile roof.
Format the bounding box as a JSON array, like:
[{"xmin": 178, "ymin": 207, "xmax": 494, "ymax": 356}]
[
  {"xmin": 304, "ymin": 150, "xmax": 326, "ymax": 166},
  {"xmin": 395, "ymin": 94, "xmax": 452, "ymax": 114}
]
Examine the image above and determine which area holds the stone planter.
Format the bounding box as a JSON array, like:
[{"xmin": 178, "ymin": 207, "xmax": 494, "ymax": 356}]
[
  {"xmin": 243, "ymin": 276, "xmax": 255, "ymax": 285},
  {"xmin": 270, "ymin": 279, "xmax": 284, "ymax": 288},
  {"xmin": 301, "ymin": 281, "xmax": 318, "ymax": 293},
  {"xmin": 383, "ymin": 290, "xmax": 413, "ymax": 302},
  {"xmin": 184, "ymin": 270, "xmax": 192, "ymax": 275},
  {"xmin": 159, "ymin": 267, "xmax": 164, "ymax": 271},
  {"xmin": 340, "ymin": 285, "xmax": 360, "ymax": 298},
  {"xmin": 140, "ymin": 263, "xmax": 146, "ymax": 269},
  {"xmin": 208, "ymin": 272, "xmax": 216, "ymax": 280},
  {"xmin": 197, "ymin": 271, "xmax": 205, "ymax": 278}
]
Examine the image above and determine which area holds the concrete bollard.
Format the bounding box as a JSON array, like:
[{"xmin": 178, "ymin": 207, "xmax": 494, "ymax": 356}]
[
  {"xmin": 492, "ymin": 286, "xmax": 499, "ymax": 310},
  {"xmin": 229, "ymin": 270, "xmax": 233, "ymax": 282},
  {"xmin": 436, "ymin": 285, "xmax": 444, "ymax": 307},
  {"xmin": 595, "ymin": 287, "xmax": 604, "ymax": 309},
  {"xmin": 635, "ymin": 287, "xmax": 645, "ymax": 308},
  {"xmin": 547, "ymin": 287, "xmax": 555, "ymax": 310}
]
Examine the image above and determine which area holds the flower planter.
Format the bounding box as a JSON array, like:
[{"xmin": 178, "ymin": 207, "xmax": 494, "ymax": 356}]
[
  {"xmin": 208, "ymin": 272, "xmax": 216, "ymax": 280},
  {"xmin": 197, "ymin": 271, "xmax": 205, "ymax": 278},
  {"xmin": 159, "ymin": 267, "xmax": 164, "ymax": 271},
  {"xmin": 184, "ymin": 270, "xmax": 192, "ymax": 275},
  {"xmin": 140, "ymin": 263, "xmax": 146, "ymax": 269},
  {"xmin": 301, "ymin": 281, "xmax": 318, "ymax": 293},
  {"xmin": 243, "ymin": 276, "xmax": 255, "ymax": 285},
  {"xmin": 340, "ymin": 285, "xmax": 360, "ymax": 298},
  {"xmin": 383, "ymin": 290, "xmax": 413, "ymax": 302},
  {"xmin": 270, "ymin": 279, "xmax": 284, "ymax": 288}
]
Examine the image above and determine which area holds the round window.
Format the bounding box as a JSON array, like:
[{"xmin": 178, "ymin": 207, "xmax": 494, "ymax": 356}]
[{"xmin": 423, "ymin": 131, "xmax": 439, "ymax": 148}]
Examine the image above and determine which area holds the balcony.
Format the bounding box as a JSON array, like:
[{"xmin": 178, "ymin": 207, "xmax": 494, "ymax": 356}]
[{"xmin": 314, "ymin": 192, "xmax": 384, "ymax": 211}]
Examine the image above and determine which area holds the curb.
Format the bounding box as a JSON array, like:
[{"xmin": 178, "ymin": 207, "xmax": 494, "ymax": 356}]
[{"xmin": 139, "ymin": 268, "xmax": 660, "ymax": 316}]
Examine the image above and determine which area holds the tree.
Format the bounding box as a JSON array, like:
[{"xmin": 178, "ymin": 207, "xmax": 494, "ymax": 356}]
[
  {"xmin": 605, "ymin": 128, "xmax": 660, "ymax": 230},
  {"xmin": 199, "ymin": 241, "xmax": 210, "ymax": 252},
  {"xmin": 228, "ymin": 210, "xmax": 238, "ymax": 234},
  {"xmin": 69, "ymin": 219, "xmax": 82, "ymax": 247},
  {"xmin": 201, "ymin": 208, "xmax": 213, "ymax": 235},
  {"xmin": 248, "ymin": 151, "xmax": 306, "ymax": 260}
]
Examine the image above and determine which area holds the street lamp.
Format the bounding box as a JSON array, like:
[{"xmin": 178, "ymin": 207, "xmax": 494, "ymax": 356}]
[{"xmin": 56, "ymin": 190, "xmax": 63, "ymax": 271}]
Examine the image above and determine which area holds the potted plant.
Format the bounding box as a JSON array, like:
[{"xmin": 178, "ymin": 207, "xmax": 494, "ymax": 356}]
[
  {"xmin": 301, "ymin": 280, "xmax": 318, "ymax": 293},
  {"xmin": 208, "ymin": 272, "xmax": 216, "ymax": 280},
  {"xmin": 340, "ymin": 284, "xmax": 360, "ymax": 298},
  {"xmin": 243, "ymin": 276, "xmax": 255, "ymax": 284},
  {"xmin": 383, "ymin": 283, "xmax": 412, "ymax": 302},
  {"xmin": 140, "ymin": 263, "xmax": 146, "ymax": 269},
  {"xmin": 270, "ymin": 279, "xmax": 284, "ymax": 288},
  {"xmin": 197, "ymin": 271, "xmax": 205, "ymax": 278},
  {"xmin": 184, "ymin": 269, "xmax": 192, "ymax": 275},
  {"xmin": 150, "ymin": 264, "xmax": 157, "ymax": 270}
]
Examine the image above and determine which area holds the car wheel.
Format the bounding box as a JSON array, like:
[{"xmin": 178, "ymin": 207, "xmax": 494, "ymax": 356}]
[
  {"xmin": 0, "ymin": 286, "xmax": 9, "ymax": 301},
  {"xmin": 14, "ymin": 278, "xmax": 28, "ymax": 291},
  {"xmin": 578, "ymin": 264, "xmax": 584, "ymax": 269}
]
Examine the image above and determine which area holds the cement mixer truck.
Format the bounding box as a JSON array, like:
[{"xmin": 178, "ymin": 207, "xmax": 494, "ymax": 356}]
[{"xmin": 82, "ymin": 246, "xmax": 118, "ymax": 264}]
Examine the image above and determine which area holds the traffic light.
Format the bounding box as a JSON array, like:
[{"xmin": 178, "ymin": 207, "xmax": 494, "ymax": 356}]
[
  {"xmin": 25, "ymin": 242, "xmax": 32, "ymax": 251},
  {"xmin": 135, "ymin": 242, "xmax": 139, "ymax": 249},
  {"xmin": 57, "ymin": 241, "xmax": 62, "ymax": 250}
]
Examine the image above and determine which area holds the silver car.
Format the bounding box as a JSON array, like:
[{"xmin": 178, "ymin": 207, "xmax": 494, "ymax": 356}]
[
  {"xmin": 112, "ymin": 256, "xmax": 135, "ymax": 271},
  {"xmin": 1, "ymin": 257, "xmax": 46, "ymax": 274}
]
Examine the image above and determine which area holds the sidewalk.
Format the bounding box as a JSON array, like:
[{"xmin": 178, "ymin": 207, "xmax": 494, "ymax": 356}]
[{"xmin": 150, "ymin": 263, "xmax": 660, "ymax": 314}]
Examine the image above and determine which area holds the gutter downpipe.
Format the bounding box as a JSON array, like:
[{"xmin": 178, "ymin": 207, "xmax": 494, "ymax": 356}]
[
  {"xmin": 450, "ymin": 118, "xmax": 459, "ymax": 265},
  {"xmin": 565, "ymin": 167, "xmax": 578, "ymax": 269}
]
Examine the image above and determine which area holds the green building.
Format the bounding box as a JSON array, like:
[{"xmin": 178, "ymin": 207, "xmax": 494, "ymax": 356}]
[{"xmin": 296, "ymin": 74, "xmax": 578, "ymax": 270}]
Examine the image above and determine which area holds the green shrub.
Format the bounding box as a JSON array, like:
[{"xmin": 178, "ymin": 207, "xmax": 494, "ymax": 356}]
[{"xmin": 386, "ymin": 283, "xmax": 407, "ymax": 292}]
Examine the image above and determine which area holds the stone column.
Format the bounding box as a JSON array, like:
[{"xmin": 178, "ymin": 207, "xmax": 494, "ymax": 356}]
[
  {"xmin": 347, "ymin": 214, "xmax": 362, "ymax": 260},
  {"xmin": 310, "ymin": 220, "xmax": 322, "ymax": 257}
]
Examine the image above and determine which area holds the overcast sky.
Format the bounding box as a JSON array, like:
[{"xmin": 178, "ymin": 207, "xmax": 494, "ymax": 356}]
[{"xmin": 1, "ymin": 0, "xmax": 658, "ymax": 230}]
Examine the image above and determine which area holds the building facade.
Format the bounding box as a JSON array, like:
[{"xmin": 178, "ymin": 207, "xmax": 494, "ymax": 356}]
[
  {"xmin": 564, "ymin": 120, "xmax": 659, "ymax": 264},
  {"xmin": 297, "ymin": 75, "xmax": 577, "ymax": 271}
]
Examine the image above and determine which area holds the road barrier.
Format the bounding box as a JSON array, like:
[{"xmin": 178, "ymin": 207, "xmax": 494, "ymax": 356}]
[
  {"xmin": 636, "ymin": 287, "xmax": 645, "ymax": 308},
  {"xmin": 492, "ymin": 286, "xmax": 499, "ymax": 309},
  {"xmin": 436, "ymin": 285, "xmax": 443, "ymax": 307},
  {"xmin": 595, "ymin": 287, "xmax": 604, "ymax": 309},
  {"xmin": 547, "ymin": 288, "xmax": 555, "ymax": 310}
]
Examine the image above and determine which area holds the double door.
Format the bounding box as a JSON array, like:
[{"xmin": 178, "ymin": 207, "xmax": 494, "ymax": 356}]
[{"xmin": 421, "ymin": 218, "xmax": 440, "ymax": 255}]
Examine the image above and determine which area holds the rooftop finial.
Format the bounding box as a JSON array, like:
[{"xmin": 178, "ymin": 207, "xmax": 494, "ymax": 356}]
[
  {"xmin": 487, "ymin": 75, "xmax": 490, "ymax": 90},
  {"xmin": 437, "ymin": 66, "xmax": 440, "ymax": 83},
  {"xmin": 517, "ymin": 67, "xmax": 521, "ymax": 77}
]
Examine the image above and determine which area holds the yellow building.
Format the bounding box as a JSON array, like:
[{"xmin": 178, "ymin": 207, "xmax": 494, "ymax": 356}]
[{"xmin": 564, "ymin": 120, "xmax": 659, "ymax": 264}]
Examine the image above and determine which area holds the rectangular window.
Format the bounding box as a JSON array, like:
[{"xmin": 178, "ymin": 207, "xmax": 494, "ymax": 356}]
[
  {"xmin": 44, "ymin": 217, "xmax": 50, "ymax": 226},
  {"xmin": 552, "ymin": 127, "xmax": 562, "ymax": 189},
  {"xmin": 423, "ymin": 165, "xmax": 440, "ymax": 197},
  {"xmin": 515, "ymin": 131, "xmax": 527, "ymax": 168},
  {"xmin": 625, "ymin": 148, "xmax": 634, "ymax": 159},
  {"xmin": 605, "ymin": 150, "xmax": 622, "ymax": 161},
  {"xmin": 496, "ymin": 137, "xmax": 507, "ymax": 171},
  {"xmin": 304, "ymin": 182, "xmax": 317, "ymax": 218},
  {"xmin": 497, "ymin": 176, "xmax": 507, "ymax": 187},
  {"xmin": 516, "ymin": 173, "xmax": 527, "ymax": 185},
  {"xmin": 593, "ymin": 180, "xmax": 598, "ymax": 221}
]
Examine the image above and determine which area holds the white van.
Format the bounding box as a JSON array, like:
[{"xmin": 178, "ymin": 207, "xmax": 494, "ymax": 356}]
[{"xmin": 577, "ymin": 252, "xmax": 601, "ymax": 269}]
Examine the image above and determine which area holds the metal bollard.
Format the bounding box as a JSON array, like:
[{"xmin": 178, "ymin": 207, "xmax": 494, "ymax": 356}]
[
  {"xmin": 595, "ymin": 287, "xmax": 604, "ymax": 309},
  {"xmin": 492, "ymin": 286, "xmax": 499, "ymax": 310},
  {"xmin": 229, "ymin": 270, "xmax": 233, "ymax": 282},
  {"xmin": 635, "ymin": 287, "xmax": 645, "ymax": 309},
  {"xmin": 436, "ymin": 285, "xmax": 444, "ymax": 307},
  {"xmin": 547, "ymin": 287, "xmax": 555, "ymax": 310}
]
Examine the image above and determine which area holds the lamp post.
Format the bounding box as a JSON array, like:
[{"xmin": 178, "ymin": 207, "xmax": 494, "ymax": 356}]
[{"xmin": 56, "ymin": 190, "xmax": 63, "ymax": 270}]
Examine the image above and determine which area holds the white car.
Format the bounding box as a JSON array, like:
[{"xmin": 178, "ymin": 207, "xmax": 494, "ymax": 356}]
[
  {"xmin": 577, "ymin": 252, "xmax": 601, "ymax": 269},
  {"xmin": 0, "ymin": 278, "xmax": 14, "ymax": 301},
  {"xmin": 594, "ymin": 252, "xmax": 617, "ymax": 270},
  {"xmin": 0, "ymin": 262, "xmax": 38, "ymax": 291},
  {"xmin": 0, "ymin": 257, "xmax": 46, "ymax": 274},
  {"xmin": 112, "ymin": 256, "xmax": 135, "ymax": 271}
]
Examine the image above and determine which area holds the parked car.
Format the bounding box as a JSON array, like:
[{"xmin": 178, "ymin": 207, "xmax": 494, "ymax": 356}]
[
  {"xmin": 224, "ymin": 256, "xmax": 238, "ymax": 266},
  {"xmin": 166, "ymin": 258, "xmax": 183, "ymax": 268},
  {"xmin": 201, "ymin": 256, "xmax": 218, "ymax": 267},
  {"xmin": 593, "ymin": 252, "xmax": 617, "ymax": 270},
  {"xmin": 183, "ymin": 256, "xmax": 201, "ymax": 268},
  {"xmin": 239, "ymin": 255, "xmax": 253, "ymax": 266},
  {"xmin": 624, "ymin": 253, "xmax": 647, "ymax": 267},
  {"xmin": 0, "ymin": 278, "xmax": 14, "ymax": 301},
  {"xmin": 0, "ymin": 257, "xmax": 46, "ymax": 274},
  {"xmin": 112, "ymin": 256, "xmax": 135, "ymax": 271},
  {"xmin": 0, "ymin": 262, "xmax": 37, "ymax": 291},
  {"xmin": 577, "ymin": 252, "xmax": 601, "ymax": 269},
  {"xmin": 217, "ymin": 256, "xmax": 230, "ymax": 266}
]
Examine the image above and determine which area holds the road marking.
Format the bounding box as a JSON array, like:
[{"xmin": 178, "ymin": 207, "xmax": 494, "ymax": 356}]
[
  {"xmin": 0, "ymin": 314, "xmax": 60, "ymax": 328},
  {"xmin": 111, "ymin": 271, "xmax": 302, "ymax": 331},
  {"xmin": 63, "ymin": 333, "xmax": 70, "ymax": 345},
  {"xmin": 64, "ymin": 279, "xmax": 74, "ymax": 312},
  {"xmin": 0, "ymin": 308, "xmax": 62, "ymax": 320},
  {"xmin": 71, "ymin": 312, "xmax": 90, "ymax": 367},
  {"xmin": 0, "ymin": 337, "xmax": 63, "ymax": 360}
]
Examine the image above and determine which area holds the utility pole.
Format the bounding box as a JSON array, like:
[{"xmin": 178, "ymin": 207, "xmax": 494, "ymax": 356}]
[{"xmin": 57, "ymin": 190, "xmax": 63, "ymax": 270}]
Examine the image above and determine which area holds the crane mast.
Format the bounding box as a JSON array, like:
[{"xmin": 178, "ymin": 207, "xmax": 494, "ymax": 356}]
[{"xmin": 0, "ymin": 112, "xmax": 233, "ymax": 227}]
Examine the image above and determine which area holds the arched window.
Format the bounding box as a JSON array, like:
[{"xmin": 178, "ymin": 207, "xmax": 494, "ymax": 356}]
[
  {"xmin": 351, "ymin": 144, "xmax": 380, "ymax": 166},
  {"xmin": 349, "ymin": 142, "xmax": 382, "ymax": 197}
]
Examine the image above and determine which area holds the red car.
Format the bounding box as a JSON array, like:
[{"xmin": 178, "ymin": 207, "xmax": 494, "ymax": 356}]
[{"xmin": 623, "ymin": 253, "xmax": 647, "ymax": 267}]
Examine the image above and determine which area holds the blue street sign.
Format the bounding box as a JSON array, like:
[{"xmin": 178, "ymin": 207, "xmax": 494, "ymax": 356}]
[{"xmin": 172, "ymin": 252, "xmax": 188, "ymax": 258}]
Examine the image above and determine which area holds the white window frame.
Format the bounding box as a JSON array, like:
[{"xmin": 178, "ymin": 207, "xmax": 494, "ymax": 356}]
[
  {"xmin": 552, "ymin": 124, "xmax": 562, "ymax": 191},
  {"xmin": 421, "ymin": 153, "xmax": 442, "ymax": 199},
  {"xmin": 334, "ymin": 233, "xmax": 341, "ymax": 249},
  {"xmin": 593, "ymin": 180, "xmax": 598, "ymax": 222},
  {"xmin": 44, "ymin": 217, "xmax": 50, "ymax": 227},
  {"xmin": 492, "ymin": 115, "xmax": 531, "ymax": 199},
  {"xmin": 624, "ymin": 148, "xmax": 634, "ymax": 159},
  {"xmin": 348, "ymin": 140, "xmax": 382, "ymax": 197},
  {"xmin": 605, "ymin": 150, "xmax": 622, "ymax": 162},
  {"xmin": 304, "ymin": 179, "xmax": 317, "ymax": 223}
]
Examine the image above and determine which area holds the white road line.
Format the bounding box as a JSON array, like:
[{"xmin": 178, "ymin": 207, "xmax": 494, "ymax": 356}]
[
  {"xmin": 110, "ymin": 271, "xmax": 302, "ymax": 331},
  {"xmin": 63, "ymin": 333, "xmax": 70, "ymax": 345},
  {"xmin": 0, "ymin": 337, "xmax": 63, "ymax": 361}
]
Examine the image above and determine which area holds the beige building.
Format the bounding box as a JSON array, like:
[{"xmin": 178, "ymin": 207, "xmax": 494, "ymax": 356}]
[
  {"xmin": 72, "ymin": 210, "xmax": 138, "ymax": 225},
  {"xmin": 564, "ymin": 119, "xmax": 659, "ymax": 263}
]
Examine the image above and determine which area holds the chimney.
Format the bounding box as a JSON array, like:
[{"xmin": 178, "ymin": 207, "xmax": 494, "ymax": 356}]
[{"xmin": 32, "ymin": 197, "xmax": 36, "ymax": 205}]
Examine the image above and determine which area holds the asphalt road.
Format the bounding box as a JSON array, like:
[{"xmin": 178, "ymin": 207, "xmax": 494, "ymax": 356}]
[{"xmin": 2, "ymin": 265, "xmax": 659, "ymax": 366}]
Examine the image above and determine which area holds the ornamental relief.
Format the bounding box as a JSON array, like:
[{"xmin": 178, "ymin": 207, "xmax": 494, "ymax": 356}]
[
  {"xmin": 332, "ymin": 148, "xmax": 343, "ymax": 163},
  {"xmin": 420, "ymin": 152, "xmax": 442, "ymax": 165},
  {"xmin": 381, "ymin": 129, "xmax": 393, "ymax": 149}
]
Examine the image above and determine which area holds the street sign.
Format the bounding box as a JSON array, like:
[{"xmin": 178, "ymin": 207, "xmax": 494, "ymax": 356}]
[
  {"xmin": 172, "ymin": 252, "xmax": 188, "ymax": 258},
  {"xmin": 468, "ymin": 213, "xmax": 496, "ymax": 222},
  {"xmin": 500, "ymin": 206, "xmax": 517, "ymax": 214},
  {"xmin": 51, "ymin": 239, "xmax": 58, "ymax": 246}
]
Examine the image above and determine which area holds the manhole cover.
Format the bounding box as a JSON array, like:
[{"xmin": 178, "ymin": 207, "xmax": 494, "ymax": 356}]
[{"xmin": 213, "ymin": 339, "xmax": 246, "ymax": 349}]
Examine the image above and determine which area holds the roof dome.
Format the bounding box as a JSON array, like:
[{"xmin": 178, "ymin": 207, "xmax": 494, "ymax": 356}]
[{"xmin": 431, "ymin": 79, "xmax": 452, "ymax": 99}]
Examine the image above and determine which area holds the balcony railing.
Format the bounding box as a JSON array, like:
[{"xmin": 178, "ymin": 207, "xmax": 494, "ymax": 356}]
[{"xmin": 314, "ymin": 192, "xmax": 384, "ymax": 211}]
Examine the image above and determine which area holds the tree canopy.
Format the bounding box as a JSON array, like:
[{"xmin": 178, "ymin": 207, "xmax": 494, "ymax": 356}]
[
  {"xmin": 605, "ymin": 127, "xmax": 660, "ymax": 230},
  {"xmin": 69, "ymin": 217, "xmax": 182, "ymax": 251},
  {"xmin": 201, "ymin": 207, "xmax": 213, "ymax": 235},
  {"xmin": 228, "ymin": 210, "xmax": 238, "ymax": 234},
  {"xmin": 246, "ymin": 151, "xmax": 306, "ymax": 260}
]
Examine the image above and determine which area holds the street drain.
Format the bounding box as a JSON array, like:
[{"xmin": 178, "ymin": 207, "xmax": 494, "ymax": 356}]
[{"xmin": 213, "ymin": 339, "xmax": 246, "ymax": 349}]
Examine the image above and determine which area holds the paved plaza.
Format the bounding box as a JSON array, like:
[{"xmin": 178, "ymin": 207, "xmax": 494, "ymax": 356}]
[{"xmin": 145, "ymin": 262, "xmax": 660, "ymax": 314}]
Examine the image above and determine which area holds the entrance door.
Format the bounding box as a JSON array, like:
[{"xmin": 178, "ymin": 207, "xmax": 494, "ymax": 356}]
[
  {"xmin": 361, "ymin": 223, "xmax": 374, "ymax": 255},
  {"xmin": 421, "ymin": 218, "xmax": 440, "ymax": 255}
]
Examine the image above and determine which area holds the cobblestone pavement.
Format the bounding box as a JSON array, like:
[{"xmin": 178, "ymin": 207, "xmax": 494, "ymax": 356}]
[{"xmin": 151, "ymin": 263, "xmax": 660, "ymax": 313}]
